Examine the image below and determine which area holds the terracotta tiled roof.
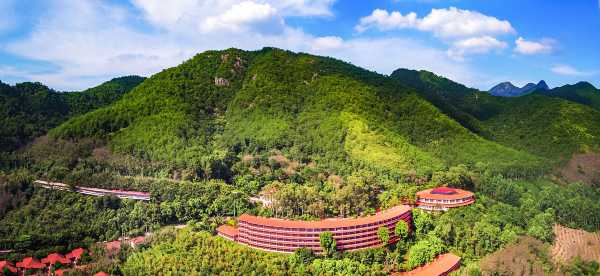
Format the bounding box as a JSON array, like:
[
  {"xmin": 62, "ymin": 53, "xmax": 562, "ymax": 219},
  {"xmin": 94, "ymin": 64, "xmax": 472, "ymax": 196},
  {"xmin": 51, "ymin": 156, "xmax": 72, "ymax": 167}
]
[
  {"xmin": 105, "ymin": 240, "xmax": 122, "ymax": 252},
  {"xmin": 42, "ymin": 253, "xmax": 71, "ymax": 265},
  {"xmin": 238, "ymin": 205, "xmax": 411, "ymax": 229},
  {"xmin": 217, "ymin": 225, "xmax": 240, "ymax": 237},
  {"xmin": 396, "ymin": 253, "xmax": 461, "ymax": 276},
  {"xmin": 0, "ymin": 260, "xmax": 17, "ymax": 273},
  {"xmin": 431, "ymin": 187, "xmax": 457, "ymax": 195},
  {"xmin": 16, "ymin": 257, "xmax": 46, "ymax": 269},
  {"xmin": 66, "ymin": 248, "xmax": 85, "ymax": 260},
  {"xmin": 129, "ymin": 236, "xmax": 146, "ymax": 245},
  {"xmin": 416, "ymin": 188, "xmax": 474, "ymax": 200}
]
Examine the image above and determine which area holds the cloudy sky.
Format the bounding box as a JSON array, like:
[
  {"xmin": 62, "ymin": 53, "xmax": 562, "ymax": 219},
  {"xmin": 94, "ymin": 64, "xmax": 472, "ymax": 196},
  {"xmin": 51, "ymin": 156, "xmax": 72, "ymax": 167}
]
[{"xmin": 0, "ymin": 0, "xmax": 598, "ymax": 90}]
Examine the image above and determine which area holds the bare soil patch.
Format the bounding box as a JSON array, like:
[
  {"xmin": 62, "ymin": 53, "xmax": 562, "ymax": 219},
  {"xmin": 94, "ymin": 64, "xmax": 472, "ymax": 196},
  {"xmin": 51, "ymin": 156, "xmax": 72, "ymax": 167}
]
[
  {"xmin": 558, "ymin": 153, "xmax": 600, "ymax": 185},
  {"xmin": 480, "ymin": 236, "xmax": 558, "ymax": 276},
  {"xmin": 551, "ymin": 224, "xmax": 600, "ymax": 264}
]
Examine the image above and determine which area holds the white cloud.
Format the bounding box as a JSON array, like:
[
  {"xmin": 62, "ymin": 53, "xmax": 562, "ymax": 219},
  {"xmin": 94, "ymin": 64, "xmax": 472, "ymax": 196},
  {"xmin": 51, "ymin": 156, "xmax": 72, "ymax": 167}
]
[
  {"xmin": 274, "ymin": 0, "xmax": 337, "ymax": 16},
  {"xmin": 355, "ymin": 9, "xmax": 418, "ymax": 33},
  {"xmin": 355, "ymin": 7, "xmax": 514, "ymax": 60},
  {"xmin": 447, "ymin": 36, "xmax": 507, "ymax": 60},
  {"xmin": 356, "ymin": 7, "xmax": 515, "ymax": 38},
  {"xmin": 4, "ymin": 0, "xmax": 487, "ymax": 91},
  {"xmin": 311, "ymin": 36, "xmax": 344, "ymax": 51},
  {"xmin": 419, "ymin": 7, "xmax": 515, "ymax": 38},
  {"xmin": 551, "ymin": 64, "xmax": 595, "ymax": 77},
  {"xmin": 132, "ymin": 0, "xmax": 335, "ymax": 32},
  {"xmin": 200, "ymin": 1, "xmax": 283, "ymax": 33},
  {"xmin": 5, "ymin": 1, "xmax": 194, "ymax": 89},
  {"xmin": 514, "ymin": 37, "xmax": 554, "ymax": 55}
]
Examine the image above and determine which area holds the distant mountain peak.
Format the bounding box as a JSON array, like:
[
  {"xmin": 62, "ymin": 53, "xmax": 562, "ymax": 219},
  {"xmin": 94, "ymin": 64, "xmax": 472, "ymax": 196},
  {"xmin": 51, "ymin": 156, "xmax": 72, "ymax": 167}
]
[
  {"xmin": 573, "ymin": 81, "xmax": 597, "ymax": 90},
  {"xmin": 536, "ymin": 80, "xmax": 549, "ymax": 90},
  {"xmin": 489, "ymin": 80, "xmax": 548, "ymax": 97}
]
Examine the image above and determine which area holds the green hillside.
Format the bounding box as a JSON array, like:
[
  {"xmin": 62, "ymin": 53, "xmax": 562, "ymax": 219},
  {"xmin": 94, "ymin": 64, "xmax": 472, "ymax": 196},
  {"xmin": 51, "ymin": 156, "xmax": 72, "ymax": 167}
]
[
  {"xmin": 50, "ymin": 48, "xmax": 543, "ymax": 180},
  {"xmin": 390, "ymin": 69, "xmax": 600, "ymax": 162},
  {"xmin": 535, "ymin": 81, "xmax": 600, "ymax": 111},
  {"xmin": 0, "ymin": 76, "xmax": 144, "ymax": 152}
]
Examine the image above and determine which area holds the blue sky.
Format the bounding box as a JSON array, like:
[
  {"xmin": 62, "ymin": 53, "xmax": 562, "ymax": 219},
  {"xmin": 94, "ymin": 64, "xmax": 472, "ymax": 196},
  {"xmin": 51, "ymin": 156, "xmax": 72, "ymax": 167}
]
[{"xmin": 0, "ymin": 0, "xmax": 598, "ymax": 91}]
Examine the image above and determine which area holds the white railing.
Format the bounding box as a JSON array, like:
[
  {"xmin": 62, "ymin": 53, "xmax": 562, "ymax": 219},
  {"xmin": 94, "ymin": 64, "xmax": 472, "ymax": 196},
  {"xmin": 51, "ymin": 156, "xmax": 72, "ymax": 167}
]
[{"xmin": 34, "ymin": 180, "xmax": 151, "ymax": 201}]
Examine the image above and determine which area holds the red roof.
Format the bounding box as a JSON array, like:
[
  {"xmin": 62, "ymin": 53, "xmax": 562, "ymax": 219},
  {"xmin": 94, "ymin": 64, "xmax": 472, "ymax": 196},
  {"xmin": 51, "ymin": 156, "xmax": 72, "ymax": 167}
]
[
  {"xmin": 42, "ymin": 253, "xmax": 71, "ymax": 265},
  {"xmin": 416, "ymin": 188, "xmax": 474, "ymax": 200},
  {"xmin": 217, "ymin": 225, "xmax": 240, "ymax": 237},
  {"xmin": 66, "ymin": 248, "xmax": 85, "ymax": 260},
  {"xmin": 238, "ymin": 205, "xmax": 411, "ymax": 229},
  {"xmin": 0, "ymin": 260, "xmax": 17, "ymax": 273},
  {"xmin": 54, "ymin": 269, "xmax": 64, "ymax": 276},
  {"xmin": 16, "ymin": 257, "xmax": 46, "ymax": 269},
  {"xmin": 431, "ymin": 187, "xmax": 457, "ymax": 195},
  {"xmin": 129, "ymin": 236, "xmax": 145, "ymax": 245},
  {"xmin": 397, "ymin": 253, "xmax": 461, "ymax": 276},
  {"xmin": 105, "ymin": 240, "xmax": 122, "ymax": 252},
  {"xmin": 94, "ymin": 272, "xmax": 110, "ymax": 276}
]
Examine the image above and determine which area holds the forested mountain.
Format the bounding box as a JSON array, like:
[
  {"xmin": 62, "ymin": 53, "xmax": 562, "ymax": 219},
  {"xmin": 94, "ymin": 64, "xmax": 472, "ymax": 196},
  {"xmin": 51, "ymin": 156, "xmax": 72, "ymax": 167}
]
[
  {"xmin": 390, "ymin": 69, "xmax": 600, "ymax": 162},
  {"xmin": 50, "ymin": 48, "xmax": 543, "ymax": 180},
  {"xmin": 0, "ymin": 76, "xmax": 144, "ymax": 152},
  {"xmin": 534, "ymin": 81, "xmax": 600, "ymax": 111}
]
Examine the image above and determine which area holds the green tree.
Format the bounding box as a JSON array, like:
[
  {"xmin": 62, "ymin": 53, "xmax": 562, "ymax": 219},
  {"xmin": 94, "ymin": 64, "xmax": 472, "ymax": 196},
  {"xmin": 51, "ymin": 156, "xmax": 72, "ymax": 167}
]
[
  {"xmin": 319, "ymin": 231, "xmax": 336, "ymax": 257},
  {"xmin": 564, "ymin": 257, "xmax": 600, "ymax": 276},
  {"xmin": 406, "ymin": 234, "xmax": 445, "ymax": 270},
  {"xmin": 377, "ymin": 226, "xmax": 390, "ymax": 246},
  {"xmin": 291, "ymin": 247, "xmax": 315, "ymax": 265},
  {"xmin": 413, "ymin": 209, "xmax": 434, "ymax": 239},
  {"xmin": 527, "ymin": 208, "xmax": 555, "ymax": 242},
  {"xmin": 395, "ymin": 221, "xmax": 410, "ymax": 240}
]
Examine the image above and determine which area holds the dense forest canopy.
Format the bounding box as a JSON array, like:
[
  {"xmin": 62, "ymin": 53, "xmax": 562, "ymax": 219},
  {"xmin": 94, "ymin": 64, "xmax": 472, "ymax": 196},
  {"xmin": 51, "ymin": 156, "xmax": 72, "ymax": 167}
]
[{"xmin": 0, "ymin": 76, "xmax": 144, "ymax": 152}]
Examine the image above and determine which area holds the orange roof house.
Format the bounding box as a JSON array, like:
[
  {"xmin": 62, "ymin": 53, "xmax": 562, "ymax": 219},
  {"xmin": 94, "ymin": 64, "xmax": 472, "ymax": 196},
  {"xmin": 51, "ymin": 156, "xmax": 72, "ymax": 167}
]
[
  {"xmin": 0, "ymin": 260, "xmax": 17, "ymax": 273},
  {"xmin": 416, "ymin": 187, "xmax": 475, "ymax": 211},
  {"xmin": 16, "ymin": 257, "xmax": 46, "ymax": 270},
  {"xmin": 104, "ymin": 240, "xmax": 122, "ymax": 252},
  {"xmin": 42, "ymin": 253, "xmax": 71, "ymax": 265},
  {"xmin": 66, "ymin": 248, "xmax": 85, "ymax": 261},
  {"xmin": 128, "ymin": 236, "xmax": 146, "ymax": 249},
  {"xmin": 397, "ymin": 253, "xmax": 461, "ymax": 276}
]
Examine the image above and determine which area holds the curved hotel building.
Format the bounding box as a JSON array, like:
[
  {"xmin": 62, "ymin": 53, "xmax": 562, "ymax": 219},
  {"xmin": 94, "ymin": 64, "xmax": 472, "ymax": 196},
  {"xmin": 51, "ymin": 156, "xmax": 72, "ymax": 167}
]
[
  {"xmin": 415, "ymin": 187, "xmax": 475, "ymax": 211},
  {"xmin": 217, "ymin": 205, "xmax": 412, "ymax": 253}
]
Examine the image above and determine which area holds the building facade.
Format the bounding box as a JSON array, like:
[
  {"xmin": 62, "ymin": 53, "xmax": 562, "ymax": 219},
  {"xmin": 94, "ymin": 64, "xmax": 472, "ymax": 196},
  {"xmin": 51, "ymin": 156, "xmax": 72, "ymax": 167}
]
[
  {"xmin": 415, "ymin": 187, "xmax": 475, "ymax": 211},
  {"xmin": 216, "ymin": 205, "xmax": 412, "ymax": 253}
]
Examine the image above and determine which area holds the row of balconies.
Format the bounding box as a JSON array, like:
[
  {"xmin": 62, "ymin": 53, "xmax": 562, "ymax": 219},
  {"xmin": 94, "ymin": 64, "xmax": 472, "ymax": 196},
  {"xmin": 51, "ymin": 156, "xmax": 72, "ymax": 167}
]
[
  {"xmin": 417, "ymin": 196, "xmax": 474, "ymax": 205},
  {"xmin": 238, "ymin": 235, "xmax": 387, "ymax": 252},
  {"xmin": 238, "ymin": 213, "xmax": 411, "ymax": 234},
  {"xmin": 238, "ymin": 221, "xmax": 399, "ymax": 241},
  {"xmin": 239, "ymin": 225, "xmax": 397, "ymax": 246},
  {"xmin": 240, "ymin": 227, "xmax": 387, "ymax": 242}
]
